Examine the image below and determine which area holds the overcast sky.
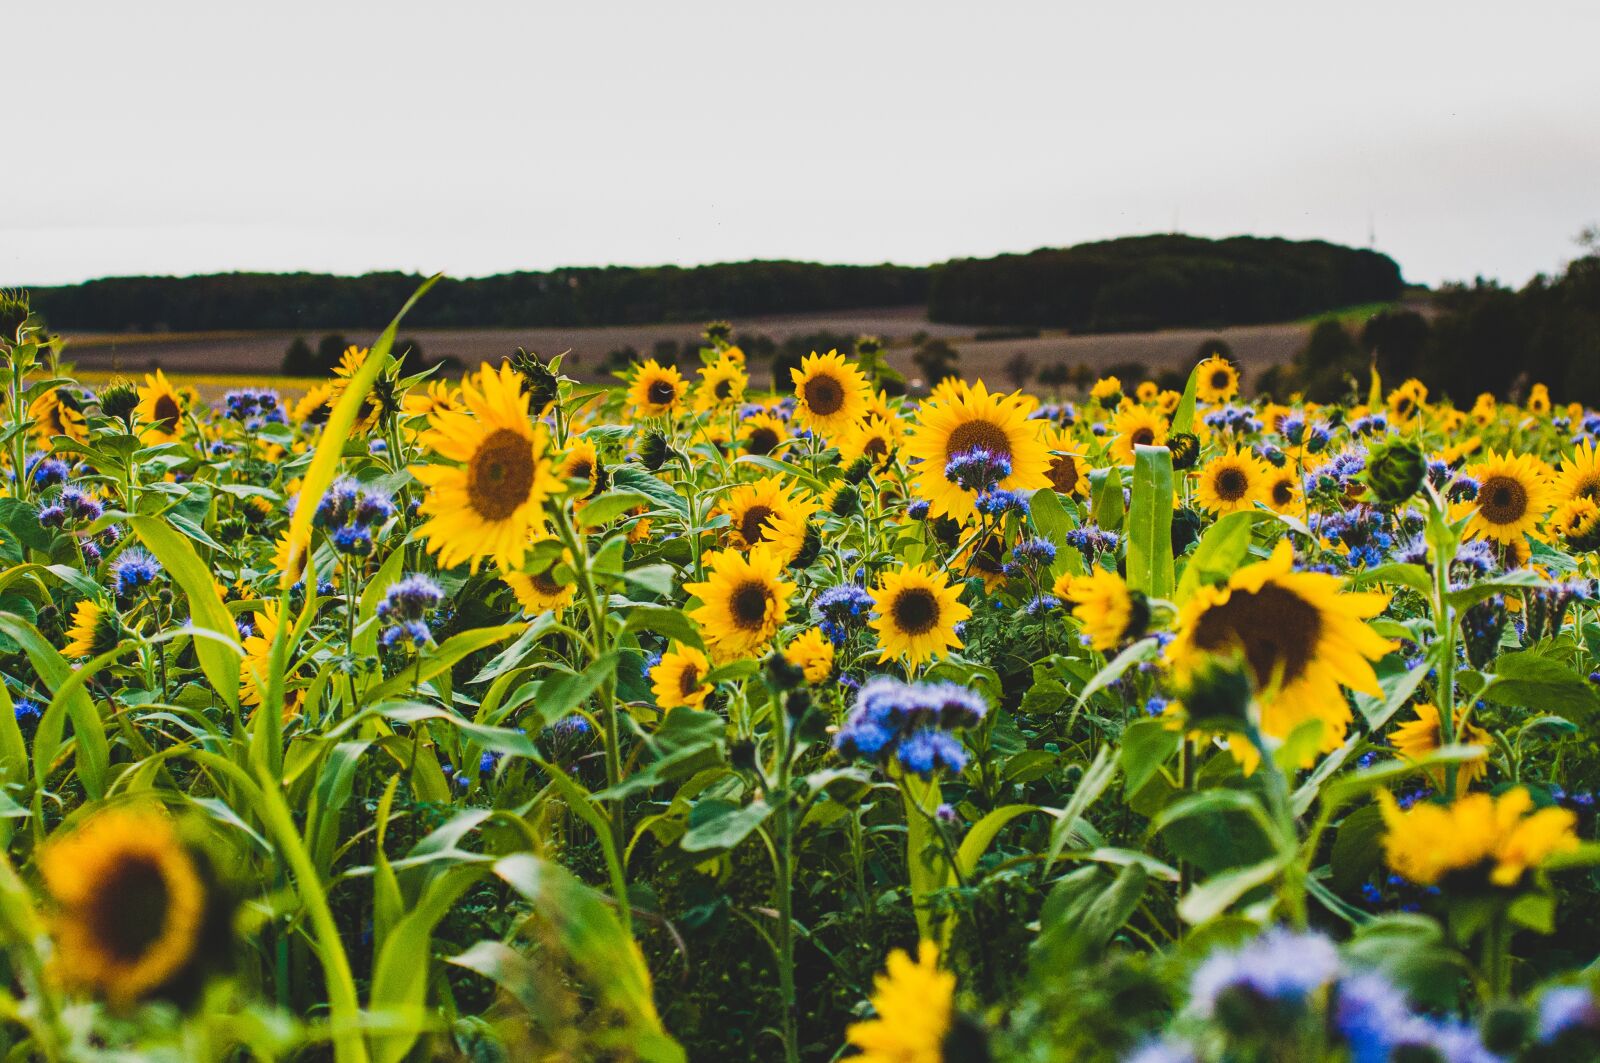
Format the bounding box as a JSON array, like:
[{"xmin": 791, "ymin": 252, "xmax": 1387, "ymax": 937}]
[{"xmin": 8, "ymin": 1, "xmax": 1598, "ymax": 289}]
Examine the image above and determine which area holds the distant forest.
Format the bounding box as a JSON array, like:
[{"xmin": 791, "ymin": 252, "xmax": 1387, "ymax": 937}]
[{"xmin": 26, "ymin": 235, "xmax": 1403, "ymax": 335}]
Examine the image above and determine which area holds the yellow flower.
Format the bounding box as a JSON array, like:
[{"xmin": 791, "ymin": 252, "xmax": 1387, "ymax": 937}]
[
  {"xmin": 1045, "ymin": 428, "xmax": 1092, "ymax": 497},
  {"xmin": 557, "ymin": 438, "xmax": 603, "ymax": 501},
  {"xmin": 1458, "ymin": 450, "xmax": 1555, "ymax": 545},
  {"xmin": 38, "ymin": 806, "xmax": 208, "ymax": 1005},
  {"xmin": 694, "ymin": 355, "xmax": 748, "ymax": 413},
  {"xmin": 846, "ymin": 940, "xmax": 955, "ymax": 1063},
  {"xmin": 1389, "ymin": 703, "xmax": 1491, "ymax": 791},
  {"xmin": 1168, "ymin": 541, "xmax": 1393, "ymax": 757},
  {"xmin": 627, "ymin": 359, "xmax": 688, "ymax": 418},
  {"xmin": 1194, "ymin": 355, "xmax": 1239, "ymax": 404},
  {"xmin": 63, "ymin": 599, "xmax": 114, "ymax": 659},
  {"xmin": 1379, "ymin": 788, "xmax": 1577, "ymax": 888},
  {"xmin": 1262, "ymin": 467, "xmax": 1302, "ymax": 513},
  {"xmin": 411, "ymin": 363, "xmax": 563, "ymax": 574},
  {"xmin": 1471, "ymin": 392, "xmax": 1498, "ymax": 426},
  {"xmin": 783, "ymin": 627, "xmax": 835, "ymax": 684},
  {"xmin": 1135, "ymin": 380, "xmax": 1160, "ymax": 403},
  {"xmin": 1554, "ymin": 440, "xmax": 1600, "ymax": 504},
  {"xmin": 30, "ymin": 387, "xmax": 88, "ymax": 447},
  {"xmin": 1068, "ymin": 569, "xmax": 1143, "ymax": 651},
  {"xmin": 740, "ymin": 411, "xmax": 792, "ymax": 456},
  {"xmin": 684, "ymin": 545, "xmax": 795, "ymax": 659},
  {"xmin": 1089, "ymin": 376, "xmax": 1122, "ymax": 403},
  {"xmin": 241, "ymin": 602, "xmax": 285, "ymax": 708},
  {"xmin": 650, "ymin": 643, "xmax": 712, "ymax": 710},
  {"xmin": 837, "ymin": 414, "xmax": 906, "ymax": 471},
  {"xmin": 135, "ymin": 369, "xmax": 186, "ymax": 443},
  {"xmin": 1108, "ymin": 404, "xmax": 1169, "ymax": 465},
  {"xmin": 1387, "ymin": 379, "xmax": 1427, "ymax": 423},
  {"xmin": 403, "ymin": 379, "xmax": 464, "ymax": 419},
  {"xmin": 328, "ymin": 346, "xmax": 383, "ymax": 432},
  {"xmin": 790, "ymin": 350, "xmax": 871, "ymax": 439},
  {"xmin": 714, "ymin": 475, "xmax": 817, "ymax": 563},
  {"xmin": 503, "ymin": 538, "xmax": 578, "ymax": 617},
  {"xmin": 1195, "ymin": 447, "xmax": 1268, "ymax": 516},
  {"xmin": 291, "ymin": 382, "xmax": 334, "ymax": 424},
  {"xmin": 1551, "ymin": 496, "xmax": 1600, "ymax": 548},
  {"xmin": 1527, "ymin": 382, "xmax": 1551, "ymax": 415},
  {"xmin": 904, "ymin": 380, "xmax": 1051, "ymax": 524},
  {"xmin": 869, "ymin": 563, "xmax": 970, "ymax": 668}
]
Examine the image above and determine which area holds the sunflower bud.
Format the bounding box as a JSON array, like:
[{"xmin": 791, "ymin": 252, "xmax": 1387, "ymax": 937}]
[
  {"xmin": 843, "ymin": 456, "xmax": 873, "ymax": 485},
  {"xmin": 855, "ymin": 335, "xmax": 883, "ymax": 359},
  {"xmin": 1481, "ymin": 1002, "xmax": 1531, "ymax": 1056},
  {"xmin": 99, "ymin": 381, "xmax": 139, "ymax": 428},
  {"xmin": 0, "ymin": 289, "xmax": 30, "ymax": 341},
  {"xmin": 730, "ymin": 738, "xmax": 758, "ymax": 772},
  {"xmin": 1366, "ymin": 438, "xmax": 1426, "ymax": 506},
  {"xmin": 829, "ymin": 484, "xmax": 860, "ymax": 517},
  {"xmin": 703, "ymin": 320, "xmax": 733, "ymax": 347},
  {"xmin": 791, "ymin": 524, "xmax": 822, "ymax": 570},
  {"xmin": 639, "ymin": 430, "xmax": 675, "ymax": 472},
  {"xmin": 1171, "ymin": 507, "xmax": 1203, "ymax": 556},
  {"xmin": 1167, "ymin": 432, "xmax": 1200, "ymax": 471},
  {"xmin": 1463, "ymin": 595, "xmax": 1507, "ymax": 670},
  {"xmin": 763, "ymin": 651, "xmax": 805, "ymax": 692},
  {"xmin": 511, "ymin": 348, "xmax": 560, "ymax": 414},
  {"xmin": 1180, "ymin": 658, "xmax": 1254, "ymax": 733}
]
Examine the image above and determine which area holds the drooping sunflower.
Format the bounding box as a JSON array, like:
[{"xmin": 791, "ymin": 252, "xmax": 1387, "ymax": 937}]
[
  {"xmin": 64, "ymin": 600, "xmax": 117, "ymax": 659},
  {"xmin": 846, "ymin": 941, "xmax": 956, "ymax": 1063},
  {"xmin": 410, "ymin": 363, "xmax": 563, "ymax": 573},
  {"xmin": 714, "ymin": 475, "xmax": 817, "ymax": 563},
  {"xmin": 1262, "ymin": 467, "xmax": 1302, "ymax": 513},
  {"xmin": 1067, "ymin": 569, "xmax": 1147, "ymax": 652},
  {"xmin": 869, "ymin": 563, "xmax": 971, "ymax": 668},
  {"xmin": 1195, "ymin": 448, "xmax": 1268, "ymax": 516},
  {"xmin": 694, "ymin": 355, "xmax": 748, "ymax": 413},
  {"xmin": 1107, "ymin": 404, "xmax": 1170, "ymax": 465},
  {"xmin": 1168, "ymin": 541, "xmax": 1393, "ymax": 755},
  {"xmin": 135, "ymin": 369, "xmax": 186, "ymax": 443},
  {"xmin": 1045, "ymin": 428, "xmax": 1092, "ymax": 497},
  {"xmin": 904, "ymin": 380, "xmax": 1051, "ymax": 523},
  {"xmin": 790, "ymin": 350, "xmax": 871, "ymax": 439},
  {"xmin": 836, "ymin": 414, "xmax": 905, "ymax": 470},
  {"xmin": 783, "ymin": 626, "xmax": 836, "ymax": 684},
  {"xmin": 1554, "ymin": 441, "xmax": 1600, "ymax": 504},
  {"xmin": 503, "ymin": 538, "xmax": 577, "ymax": 616},
  {"xmin": 1378, "ymin": 787, "xmax": 1577, "ymax": 888},
  {"xmin": 627, "ymin": 359, "xmax": 688, "ymax": 418},
  {"xmin": 30, "ymin": 387, "xmax": 88, "ymax": 447},
  {"xmin": 1194, "ymin": 355, "xmax": 1239, "ymax": 404},
  {"xmin": 650, "ymin": 642, "xmax": 712, "ymax": 710},
  {"xmin": 684, "ymin": 544, "xmax": 795, "ymax": 659},
  {"xmin": 740, "ymin": 411, "xmax": 792, "ymax": 456},
  {"xmin": 37, "ymin": 806, "xmax": 209, "ymax": 1005},
  {"xmin": 557, "ymin": 438, "xmax": 604, "ymax": 501},
  {"xmin": 1458, "ymin": 450, "xmax": 1555, "ymax": 545},
  {"xmin": 1390, "ymin": 703, "xmax": 1491, "ymax": 791}
]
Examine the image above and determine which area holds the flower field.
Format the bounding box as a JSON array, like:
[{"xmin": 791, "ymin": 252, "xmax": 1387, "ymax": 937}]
[{"xmin": 4, "ymin": 279, "xmax": 1600, "ymax": 1062}]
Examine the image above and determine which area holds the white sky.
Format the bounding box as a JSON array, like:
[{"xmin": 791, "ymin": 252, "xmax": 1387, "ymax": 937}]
[{"xmin": 8, "ymin": 1, "xmax": 1598, "ymax": 290}]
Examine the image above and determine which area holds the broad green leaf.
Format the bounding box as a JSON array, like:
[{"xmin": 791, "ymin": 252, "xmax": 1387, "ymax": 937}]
[
  {"xmin": 680, "ymin": 797, "xmax": 772, "ymax": 853},
  {"xmin": 1127, "ymin": 443, "xmax": 1175, "ymax": 599},
  {"xmin": 129, "ymin": 515, "xmax": 242, "ymax": 709},
  {"xmin": 1169, "ymin": 360, "xmax": 1203, "ymax": 435},
  {"xmin": 364, "ymin": 623, "xmax": 524, "ymax": 704}
]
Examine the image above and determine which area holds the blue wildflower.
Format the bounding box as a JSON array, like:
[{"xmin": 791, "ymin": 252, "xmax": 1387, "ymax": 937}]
[{"xmin": 110, "ymin": 548, "xmax": 163, "ymax": 600}]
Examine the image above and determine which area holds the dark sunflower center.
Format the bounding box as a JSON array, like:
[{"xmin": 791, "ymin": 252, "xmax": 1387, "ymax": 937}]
[
  {"xmin": 467, "ymin": 428, "xmax": 536, "ymax": 521},
  {"xmin": 569, "ymin": 460, "xmax": 593, "ymax": 482},
  {"xmin": 647, "ymin": 379, "xmax": 677, "ymax": 406},
  {"xmin": 891, "ymin": 587, "xmax": 941, "ymax": 636},
  {"xmin": 1215, "ymin": 467, "xmax": 1249, "ymax": 501},
  {"xmin": 1131, "ymin": 428, "xmax": 1155, "ymax": 447},
  {"xmin": 739, "ymin": 504, "xmax": 776, "ymax": 544},
  {"xmin": 678, "ymin": 663, "xmax": 701, "ymax": 697},
  {"xmin": 1576, "ymin": 474, "xmax": 1600, "ymax": 501},
  {"xmin": 729, "ymin": 581, "xmax": 771, "ymax": 630},
  {"xmin": 531, "ymin": 565, "xmax": 562, "ymax": 596},
  {"xmin": 1272, "ymin": 479, "xmax": 1294, "ymax": 507},
  {"xmin": 153, "ymin": 394, "xmax": 181, "ymax": 431},
  {"xmin": 1192, "ymin": 583, "xmax": 1322, "ymax": 690},
  {"xmin": 714, "ymin": 379, "xmax": 733, "ymax": 400},
  {"xmin": 803, "ymin": 375, "xmax": 845, "ymax": 416},
  {"xmin": 746, "ymin": 427, "xmax": 780, "ymax": 455},
  {"xmin": 1396, "ymin": 397, "xmax": 1414, "ymax": 417},
  {"xmin": 93, "ymin": 854, "xmax": 171, "ymax": 962},
  {"xmin": 1479, "ymin": 475, "xmax": 1528, "ymax": 524},
  {"xmin": 1050, "ymin": 455, "xmax": 1081, "ymax": 493},
  {"xmin": 1210, "ymin": 370, "xmax": 1230, "ymax": 388},
  {"xmin": 945, "ymin": 420, "xmax": 1012, "ymax": 463}
]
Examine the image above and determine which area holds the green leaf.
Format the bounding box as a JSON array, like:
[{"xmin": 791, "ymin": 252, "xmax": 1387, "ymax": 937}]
[
  {"xmin": 1126, "ymin": 444, "xmax": 1175, "ymax": 599},
  {"xmin": 525, "ymin": 652, "xmax": 622, "ymax": 730},
  {"xmin": 1119, "ymin": 718, "xmax": 1180, "ymax": 798},
  {"xmin": 363, "ymin": 624, "xmax": 524, "ymax": 704},
  {"xmin": 0, "ymin": 614, "xmax": 109, "ymax": 799},
  {"xmin": 955, "ymin": 804, "xmax": 1044, "ymax": 880},
  {"xmin": 1179, "ymin": 855, "xmax": 1287, "ymax": 924},
  {"xmin": 1483, "ymin": 649, "xmax": 1600, "ymax": 720},
  {"xmin": 128, "ymin": 516, "xmax": 242, "ymax": 709},
  {"xmin": 1169, "ymin": 360, "xmax": 1203, "ymax": 435},
  {"xmin": 1175, "ymin": 510, "xmax": 1257, "ymax": 602},
  {"xmin": 1090, "ymin": 466, "xmax": 1125, "ymax": 532},
  {"xmin": 369, "ymin": 864, "xmax": 485, "ymax": 1063},
  {"xmin": 578, "ymin": 490, "xmax": 654, "ymax": 529},
  {"xmin": 621, "ymin": 606, "xmax": 703, "ymax": 650},
  {"xmin": 680, "ymin": 797, "xmax": 772, "ymax": 853},
  {"xmin": 1350, "ymin": 563, "xmax": 1434, "ymax": 596}
]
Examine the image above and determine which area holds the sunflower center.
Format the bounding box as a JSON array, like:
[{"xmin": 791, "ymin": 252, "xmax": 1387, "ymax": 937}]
[
  {"xmin": 747, "ymin": 427, "xmax": 780, "ymax": 455},
  {"xmin": 678, "ymin": 663, "xmax": 701, "ymax": 697},
  {"xmin": 153, "ymin": 394, "xmax": 181, "ymax": 431},
  {"xmin": 1049, "ymin": 454, "xmax": 1081, "ymax": 494},
  {"xmin": 92, "ymin": 854, "xmax": 172, "ymax": 963},
  {"xmin": 945, "ymin": 420, "xmax": 1012, "ymax": 464},
  {"xmin": 467, "ymin": 428, "xmax": 537, "ymax": 521},
  {"xmin": 1575, "ymin": 473, "xmax": 1600, "ymax": 501},
  {"xmin": 569, "ymin": 460, "xmax": 593, "ymax": 482},
  {"xmin": 1130, "ymin": 427, "xmax": 1155, "ymax": 447},
  {"xmin": 1479, "ymin": 475, "xmax": 1528, "ymax": 525},
  {"xmin": 865, "ymin": 435, "xmax": 888, "ymax": 458},
  {"xmin": 1272, "ymin": 479, "xmax": 1295, "ymax": 507},
  {"xmin": 1192, "ymin": 583, "xmax": 1322, "ymax": 690},
  {"xmin": 738, "ymin": 504, "xmax": 776, "ymax": 545},
  {"xmin": 714, "ymin": 379, "xmax": 733, "ymax": 400},
  {"xmin": 729, "ymin": 580, "xmax": 772, "ymax": 630},
  {"xmin": 803, "ymin": 375, "xmax": 845, "ymax": 416},
  {"xmin": 531, "ymin": 564, "xmax": 562, "ymax": 596},
  {"xmin": 1214, "ymin": 467, "xmax": 1250, "ymax": 501},
  {"xmin": 1210, "ymin": 370, "xmax": 1231, "ymax": 389},
  {"xmin": 891, "ymin": 587, "xmax": 941, "ymax": 636},
  {"xmin": 1396, "ymin": 397, "xmax": 1414, "ymax": 417},
  {"xmin": 647, "ymin": 379, "xmax": 677, "ymax": 406}
]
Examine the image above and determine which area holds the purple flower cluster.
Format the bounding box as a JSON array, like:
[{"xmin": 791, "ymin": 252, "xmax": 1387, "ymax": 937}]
[
  {"xmin": 223, "ymin": 388, "xmax": 285, "ymax": 426},
  {"xmin": 315, "ymin": 477, "xmax": 396, "ymax": 557},
  {"xmin": 110, "ymin": 547, "xmax": 163, "ymax": 601},
  {"xmin": 833, "ymin": 677, "xmax": 987, "ymax": 779},
  {"xmin": 814, "ymin": 584, "xmax": 875, "ymax": 645},
  {"xmin": 944, "ymin": 446, "xmax": 1012, "ymax": 494},
  {"xmin": 377, "ymin": 574, "xmax": 444, "ymax": 648},
  {"xmin": 40, "ymin": 486, "xmax": 104, "ymax": 531},
  {"xmin": 1203, "ymin": 405, "xmax": 1263, "ymax": 434},
  {"xmin": 1065, "ymin": 526, "xmax": 1122, "ymax": 561}
]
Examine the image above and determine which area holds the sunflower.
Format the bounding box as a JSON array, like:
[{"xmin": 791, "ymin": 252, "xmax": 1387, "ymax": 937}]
[
  {"xmin": 904, "ymin": 380, "xmax": 1051, "ymax": 523},
  {"xmin": 1108, "ymin": 404, "xmax": 1170, "ymax": 465},
  {"xmin": 402, "ymin": 379, "xmax": 464, "ymax": 419},
  {"xmin": 1068, "ymin": 569, "xmax": 1146, "ymax": 651},
  {"xmin": 1458, "ymin": 450, "xmax": 1555, "ymax": 545},
  {"xmin": 1379, "ymin": 787, "xmax": 1577, "ymax": 888},
  {"xmin": 714, "ymin": 475, "xmax": 817, "ymax": 563},
  {"xmin": 845, "ymin": 941, "xmax": 955, "ymax": 1063},
  {"xmin": 1387, "ymin": 380, "xmax": 1427, "ymax": 423},
  {"xmin": 64, "ymin": 600, "xmax": 117, "ymax": 659},
  {"xmin": 1554, "ymin": 441, "xmax": 1600, "ymax": 503},
  {"xmin": 1390, "ymin": 702, "xmax": 1491, "ymax": 791},
  {"xmin": 30, "ymin": 387, "xmax": 88, "ymax": 447},
  {"xmin": 685, "ymin": 545, "xmax": 795, "ymax": 659},
  {"xmin": 38, "ymin": 806, "xmax": 208, "ymax": 1005},
  {"xmin": 837, "ymin": 414, "xmax": 905, "ymax": 470},
  {"xmin": 411, "ymin": 363, "xmax": 563, "ymax": 574},
  {"xmin": 1195, "ymin": 448, "xmax": 1268, "ymax": 516},
  {"xmin": 1135, "ymin": 380, "xmax": 1160, "ymax": 404},
  {"xmin": 783, "ymin": 626, "xmax": 836, "ymax": 684},
  {"xmin": 1089, "ymin": 376, "xmax": 1122, "ymax": 404},
  {"xmin": 1262, "ymin": 467, "xmax": 1302, "ymax": 513},
  {"xmin": 869, "ymin": 563, "xmax": 970, "ymax": 668},
  {"xmin": 1045, "ymin": 428, "xmax": 1091, "ymax": 497},
  {"xmin": 135, "ymin": 369, "xmax": 186, "ymax": 443},
  {"xmin": 1194, "ymin": 355, "xmax": 1239, "ymax": 404},
  {"xmin": 650, "ymin": 643, "xmax": 712, "ymax": 710},
  {"xmin": 240, "ymin": 602, "xmax": 286, "ymax": 708},
  {"xmin": 327, "ymin": 346, "xmax": 385, "ymax": 433},
  {"xmin": 1552, "ymin": 496, "xmax": 1600, "ymax": 550},
  {"xmin": 790, "ymin": 350, "xmax": 871, "ymax": 438},
  {"xmin": 1471, "ymin": 392, "xmax": 1498, "ymax": 427},
  {"xmin": 627, "ymin": 359, "xmax": 688, "ymax": 418},
  {"xmin": 503, "ymin": 539, "xmax": 577, "ymax": 616},
  {"xmin": 291, "ymin": 382, "xmax": 335, "ymax": 424},
  {"xmin": 1527, "ymin": 382, "xmax": 1551, "ymax": 415},
  {"xmin": 557, "ymin": 439, "xmax": 604, "ymax": 501},
  {"xmin": 1168, "ymin": 541, "xmax": 1393, "ymax": 756},
  {"xmin": 694, "ymin": 355, "xmax": 748, "ymax": 413}
]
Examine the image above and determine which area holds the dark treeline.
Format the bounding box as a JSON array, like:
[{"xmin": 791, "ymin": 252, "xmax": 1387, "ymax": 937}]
[
  {"xmin": 28, "ymin": 235, "xmax": 1401, "ymax": 335},
  {"xmin": 927, "ymin": 235, "xmax": 1404, "ymax": 331}
]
